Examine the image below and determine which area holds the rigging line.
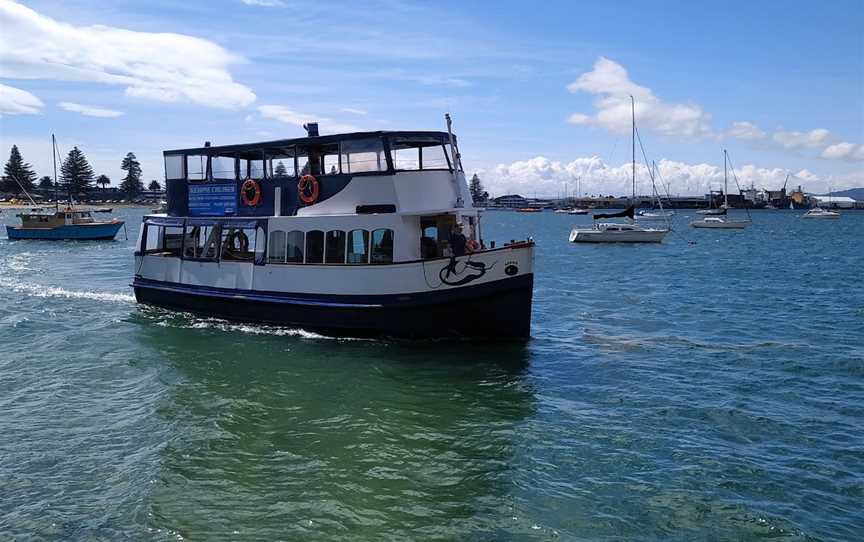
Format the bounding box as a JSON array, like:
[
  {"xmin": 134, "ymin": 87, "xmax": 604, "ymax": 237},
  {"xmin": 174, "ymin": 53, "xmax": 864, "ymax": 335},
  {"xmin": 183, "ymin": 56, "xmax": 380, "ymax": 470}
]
[{"xmin": 724, "ymin": 153, "xmax": 753, "ymax": 221}]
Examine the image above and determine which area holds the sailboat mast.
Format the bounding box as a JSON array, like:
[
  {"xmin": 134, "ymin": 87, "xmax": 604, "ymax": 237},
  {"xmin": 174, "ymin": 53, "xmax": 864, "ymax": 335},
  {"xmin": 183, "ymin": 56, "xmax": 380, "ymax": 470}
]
[
  {"xmin": 723, "ymin": 149, "xmax": 728, "ymax": 208},
  {"xmin": 631, "ymin": 95, "xmax": 636, "ymax": 202},
  {"xmin": 52, "ymin": 134, "xmax": 59, "ymax": 211}
]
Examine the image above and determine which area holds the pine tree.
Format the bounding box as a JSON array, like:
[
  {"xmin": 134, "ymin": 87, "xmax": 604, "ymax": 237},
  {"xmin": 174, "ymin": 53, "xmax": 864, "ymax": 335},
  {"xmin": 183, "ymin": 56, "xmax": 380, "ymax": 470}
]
[
  {"xmin": 469, "ymin": 173, "xmax": 488, "ymax": 205},
  {"xmin": 38, "ymin": 176, "xmax": 53, "ymax": 190},
  {"xmin": 60, "ymin": 147, "xmax": 95, "ymax": 199},
  {"xmin": 148, "ymin": 180, "xmax": 161, "ymax": 191},
  {"xmin": 96, "ymin": 174, "xmax": 111, "ymax": 190},
  {"xmin": 2, "ymin": 145, "xmax": 37, "ymax": 194},
  {"xmin": 119, "ymin": 152, "xmax": 144, "ymax": 197},
  {"xmin": 275, "ymin": 161, "xmax": 288, "ymax": 176}
]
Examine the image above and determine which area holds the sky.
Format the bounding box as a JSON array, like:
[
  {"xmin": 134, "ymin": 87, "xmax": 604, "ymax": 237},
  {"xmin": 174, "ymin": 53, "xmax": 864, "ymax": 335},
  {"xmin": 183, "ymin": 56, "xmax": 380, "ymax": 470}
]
[{"xmin": 0, "ymin": 0, "xmax": 862, "ymax": 197}]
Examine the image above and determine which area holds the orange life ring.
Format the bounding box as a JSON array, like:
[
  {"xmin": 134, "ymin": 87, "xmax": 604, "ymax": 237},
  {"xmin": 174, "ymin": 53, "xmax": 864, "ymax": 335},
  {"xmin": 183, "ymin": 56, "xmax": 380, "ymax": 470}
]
[
  {"xmin": 298, "ymin": 174, "xmax": 320, "ymax": 205},
  {"xmin": 466, "ymin": 239, "xmax": 480, "ymax": 253},
  {"xmin": 240, "ymin": 178, "xmax": 262, "ymax": 207}
]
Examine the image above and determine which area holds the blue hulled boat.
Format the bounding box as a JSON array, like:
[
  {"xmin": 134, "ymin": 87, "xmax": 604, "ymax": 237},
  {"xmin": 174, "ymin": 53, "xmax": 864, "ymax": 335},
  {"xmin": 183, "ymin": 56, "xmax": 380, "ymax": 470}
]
[{"xmin": 5, "ymin": 208, "xmax": 124, "ymax": 240}]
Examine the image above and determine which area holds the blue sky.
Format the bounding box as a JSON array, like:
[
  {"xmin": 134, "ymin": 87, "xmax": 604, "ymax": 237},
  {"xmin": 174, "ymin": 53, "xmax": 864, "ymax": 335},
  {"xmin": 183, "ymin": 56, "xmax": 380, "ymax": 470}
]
[{"xmin": 1, "ymin": 0, "xmax": 862, "ymax": 197}]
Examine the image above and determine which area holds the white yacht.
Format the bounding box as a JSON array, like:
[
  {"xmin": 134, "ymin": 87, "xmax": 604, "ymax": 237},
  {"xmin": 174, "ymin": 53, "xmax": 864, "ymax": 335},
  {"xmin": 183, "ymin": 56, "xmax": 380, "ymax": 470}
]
[
  {"xmin": 133, "ymin": 119, "xmax": 535, "ymax": 339},
  {"xmin": 802, "ymin": 207, "xmax": 840, "ymax": 219},
  {"xmin": 569, "ymin": 96, "xmax": 669, "ymax": 244},
  {"xmin": 637, "ymin": 209, "xmax": 675, "ymax": 220},
  {"xmin": 690, "ymin": 150, "xmax": 751, "ymax": 229}
]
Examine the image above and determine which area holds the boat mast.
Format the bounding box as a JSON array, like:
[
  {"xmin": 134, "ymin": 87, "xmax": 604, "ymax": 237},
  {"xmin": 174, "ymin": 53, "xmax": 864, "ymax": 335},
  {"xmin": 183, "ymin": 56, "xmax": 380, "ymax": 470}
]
[
  {"xmin": 631, "ymin": 95, "xmax": 636, "ymax": 202},
  {"xmin": 52, "ymin": 134, "xmax": 59, "ymax": 211},
  {"xmin": 723, "ymin": 149, "xmax": 729, "ymax": 209}
]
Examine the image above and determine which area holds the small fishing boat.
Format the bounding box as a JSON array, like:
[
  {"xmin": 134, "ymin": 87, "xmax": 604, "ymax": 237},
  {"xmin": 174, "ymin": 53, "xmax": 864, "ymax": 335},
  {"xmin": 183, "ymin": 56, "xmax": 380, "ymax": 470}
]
[
  {"xmin": 568, "ymin": 208, "xmax": 590, "ymax": 215},
  {"xmin": 802, "ymin": 207, "xmax": 840, "ymax": 219},
  {"xmin": 516, "ymin": 207, "xmax": 542, "ymax": 213},
  {"xmin": 4, "ymin": 135, "xmax": 125, "ymax": 241},
  {"xmin": 690, "ymin": 150, "xmax": 751, "ymax": 230},
  {"xmin": 6, "ymin": 208, "xmax": 125, "ymax": 240}
]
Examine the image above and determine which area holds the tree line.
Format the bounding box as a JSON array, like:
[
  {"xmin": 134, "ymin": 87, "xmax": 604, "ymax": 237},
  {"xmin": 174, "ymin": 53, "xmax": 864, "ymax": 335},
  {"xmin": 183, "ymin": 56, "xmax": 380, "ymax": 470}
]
[{"xmin": 1, "ymin": 145, "xmax": 162, "ymax": 199}]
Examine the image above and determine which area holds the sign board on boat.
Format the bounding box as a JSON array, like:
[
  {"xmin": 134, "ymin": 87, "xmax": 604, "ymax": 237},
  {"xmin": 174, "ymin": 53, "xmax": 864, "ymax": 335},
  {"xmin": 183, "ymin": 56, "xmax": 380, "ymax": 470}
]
[{"xmin": 188, "ymin": 183, "xmax": 237, "ymax": 216}]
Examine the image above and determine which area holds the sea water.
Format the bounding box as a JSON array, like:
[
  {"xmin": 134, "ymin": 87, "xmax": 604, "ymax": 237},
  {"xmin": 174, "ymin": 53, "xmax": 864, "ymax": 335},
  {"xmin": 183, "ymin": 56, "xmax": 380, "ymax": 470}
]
[{"xmin": 1, "ymin": 208, "xmax": 862, "ymax": 540}]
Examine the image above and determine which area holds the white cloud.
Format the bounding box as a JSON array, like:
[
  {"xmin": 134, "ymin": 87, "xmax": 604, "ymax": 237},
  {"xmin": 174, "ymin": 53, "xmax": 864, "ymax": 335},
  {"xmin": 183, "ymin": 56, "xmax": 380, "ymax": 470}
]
[
  {"xmin": 240, "ymin": 0, "xmax": 284, "ymax": 5},
  {"xmin": 257, "ymin": 105, "xmax": 359, "ymax": 133},
  {"xmin": 0, "ymin": 82, "xmax": 43, "ymax": 115},
  {"xmin": 0, "ymin": 0, "xmax": 255, "ymax": 109},
  {"xmin": 58, "ymin": 101, "xmax": 123, "ymax": 118},
  {"xmin": 567, "ymin": 57, "xmax": 713, "ymax": 138},
  {"xmin": 340, "ymin": 107, "xmax": 368, "ymax": 116},
  {"xmin": 821, "ymin": 142, "xmax": 864, "ymax": 161},
  {"xmin": 772, "ymin": 128, "xmax": 831, "ymax": 149},
  {"xmin": 726, "ymin": 121, "xmax": 766, "ymax": 140},
  {"xmin": 480, "ymin": 155, "xmax": 845, "ymax": 198}
]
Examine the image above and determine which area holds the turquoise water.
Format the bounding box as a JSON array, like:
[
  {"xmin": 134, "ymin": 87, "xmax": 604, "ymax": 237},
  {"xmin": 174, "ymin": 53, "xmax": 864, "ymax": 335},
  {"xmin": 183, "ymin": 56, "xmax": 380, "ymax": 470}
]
[{"xmin": 1, "ymin": 208, "xmax": 862, "ymax": 540}]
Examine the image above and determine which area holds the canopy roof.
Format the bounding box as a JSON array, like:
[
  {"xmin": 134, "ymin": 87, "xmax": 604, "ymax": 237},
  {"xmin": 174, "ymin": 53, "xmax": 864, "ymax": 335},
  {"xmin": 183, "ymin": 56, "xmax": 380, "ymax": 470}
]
[{"xmin": 164, "ymin": 131, "xmax": 455, "ymax": 158}]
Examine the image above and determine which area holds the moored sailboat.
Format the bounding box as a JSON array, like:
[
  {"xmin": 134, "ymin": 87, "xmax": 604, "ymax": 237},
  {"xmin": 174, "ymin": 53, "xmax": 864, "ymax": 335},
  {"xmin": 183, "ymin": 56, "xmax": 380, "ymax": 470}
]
[
  {"xmin": 690, "ymin": 150, "xmax": 751, "ymax": 230},
  {"xmin": 569, "ymin": 96, "xmax": 669, "ymax": 244}
]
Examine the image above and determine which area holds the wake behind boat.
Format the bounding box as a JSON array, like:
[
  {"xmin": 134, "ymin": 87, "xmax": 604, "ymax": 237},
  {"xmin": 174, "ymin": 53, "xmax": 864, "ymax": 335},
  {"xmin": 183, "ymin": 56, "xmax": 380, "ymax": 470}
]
[{"xmin": 132, "ymin": 117, "xmax": 535, "ymax": 339}]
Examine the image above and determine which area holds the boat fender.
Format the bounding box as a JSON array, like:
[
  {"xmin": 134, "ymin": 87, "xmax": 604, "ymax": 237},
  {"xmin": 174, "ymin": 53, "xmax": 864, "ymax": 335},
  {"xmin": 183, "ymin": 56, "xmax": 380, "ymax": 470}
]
[
  {"xmin": 241, "ymin": 178, "xmax": 262, "ymax": 207},
  {"xmin": 466, "ymin": 239, "xmax": 480, "ymax": 253},
  {"xmin": 298, "ymin": 175, "xmax": 320, "ymax": 205}
]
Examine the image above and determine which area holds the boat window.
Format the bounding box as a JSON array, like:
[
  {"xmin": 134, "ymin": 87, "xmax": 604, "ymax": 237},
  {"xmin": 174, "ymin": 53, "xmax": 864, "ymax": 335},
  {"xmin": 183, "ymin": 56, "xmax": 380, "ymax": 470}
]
[
  {"xmin": 162, "ymin": 226, "xmax": 185, "ymax": 257},
  {"xmin": 297, "ymin": 151, "xmax": 310, "ymax": 176},
  {"xmin": 268, "ymin": 230, "xmax": 287, "ymax": 263},
  {"xmin": 250, "ymin": 159, "xmax": 266, "ymax": 180},
  {"xmin": 323, "ymin": 148, "xmax": 340, "ymax": 175},
  {"xmin": 220, "ymin": 226, "xmax": 256, "ymax": 262},
  {"xmin": 143, "ymin": 225, "xmax": 162, "ymax": 253},
  {"xmin": 325, "ymin": 230, "xmax": 346, "ymax": 264},
  {"xmin": 305, "ymin": 230, "xmax": 324, "ymax": 264},
  {"xmin": 286, "ymin": 230, "xmax": 304, "ymax": 263},
  {"xmin": 165, "ymin": 155, "xmax": 184, "ymax": 180},
  {"xmin": 421, "ymin": 145, "xmax": 449, "ymax": 170},
  {"xmin": 390, "ymin": 137, "xmax": 452, "ymax": 171},
  {"xmin": 269, "ymin": 155, "xmax": 295, "ymax": 178},
  {"xmin": 187, "ymin": 155, "xmax": 207, "ymax": 181},
  {"xmin": 347, "ymin": 229, "xmax": 369, "ymax": 264},
  {"xmin": 184, "ymin": 224, "xmax": 220, "ymax": 260},
  {"xmin": 254, "ymin": 226, "xmax": 266, "ymax": 264},
  {"xmin": 211, "ymin": 156, "xmax": 236, "ymax": 180},
  {"xmin": 238, "ymin": 158, "xmax": 249, "ymax": 179},
  {"xmin": 420, "ymin": 219, "xmax": 439, "ymax": 259},
  {"xmin": 391, "ymin": 146, "xmax": 419, "ymax": 170},
  {"xmin": 371, "ymin": 229, "xmax": 394, "ymax": 264},
  {"xmin": 341, "ymin": 138, "xmax": 386, "ymax": 173}
]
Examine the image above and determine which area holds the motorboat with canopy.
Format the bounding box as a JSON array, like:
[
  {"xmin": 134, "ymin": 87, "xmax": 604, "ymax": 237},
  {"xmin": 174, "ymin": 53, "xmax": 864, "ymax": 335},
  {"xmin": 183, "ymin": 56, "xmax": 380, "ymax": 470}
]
[{"xmin": 132, "ymin": 117, "xmax": 534, "ymax": 338}]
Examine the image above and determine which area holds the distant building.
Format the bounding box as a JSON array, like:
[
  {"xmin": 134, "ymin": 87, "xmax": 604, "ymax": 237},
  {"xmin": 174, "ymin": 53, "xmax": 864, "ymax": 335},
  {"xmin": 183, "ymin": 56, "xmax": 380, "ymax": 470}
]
[
  {"xmin": 811, "ymin": 196, "xmax": 856, "ymax": 209},
  {"xmin": 491, "ymin": 194, "xmax": 528, "ymax": 208}
]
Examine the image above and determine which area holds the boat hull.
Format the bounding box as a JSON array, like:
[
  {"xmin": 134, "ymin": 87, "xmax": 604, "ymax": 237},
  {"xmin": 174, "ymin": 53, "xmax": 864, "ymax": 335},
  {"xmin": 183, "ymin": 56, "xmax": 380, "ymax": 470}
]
[
  {"xmin": 5, "ymin": 222, "xmax": 124, "ymax": 240},
  {"xmin": 569, "ymin": 228, "xmax": 668, "ymax": 243},
  {"xmin": 133, "ymin": 274, "xmax": 533, "ymax": 339}
]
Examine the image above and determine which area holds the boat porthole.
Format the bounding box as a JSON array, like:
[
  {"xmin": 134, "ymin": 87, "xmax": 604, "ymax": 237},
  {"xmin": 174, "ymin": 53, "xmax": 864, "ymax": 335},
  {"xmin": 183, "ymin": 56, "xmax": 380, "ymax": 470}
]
[{"xmin": 505, "ymin": 264, "xmax": 518, "ymax": 276}]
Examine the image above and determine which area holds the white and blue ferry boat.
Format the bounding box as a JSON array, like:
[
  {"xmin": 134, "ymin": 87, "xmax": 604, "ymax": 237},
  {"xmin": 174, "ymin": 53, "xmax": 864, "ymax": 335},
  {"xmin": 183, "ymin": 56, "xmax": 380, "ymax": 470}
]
[{"xmin": 133, "ymin": 120, "xmax": 535, "ymax": 338}]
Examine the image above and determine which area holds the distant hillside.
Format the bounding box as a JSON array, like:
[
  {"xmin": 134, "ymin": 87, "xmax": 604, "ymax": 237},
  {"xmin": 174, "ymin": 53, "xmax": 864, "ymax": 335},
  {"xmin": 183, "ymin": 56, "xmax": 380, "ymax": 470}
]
[{"xmin": 814, "ymin": 187, "xmax": 864, "ymax": 200}]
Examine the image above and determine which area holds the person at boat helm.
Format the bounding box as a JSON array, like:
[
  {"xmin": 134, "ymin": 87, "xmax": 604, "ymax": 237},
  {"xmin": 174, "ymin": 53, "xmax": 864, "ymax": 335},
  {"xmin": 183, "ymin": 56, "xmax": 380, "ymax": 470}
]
[{"xmin": 449, "ymin": 223, "xmax": 467, "ymax": 257}]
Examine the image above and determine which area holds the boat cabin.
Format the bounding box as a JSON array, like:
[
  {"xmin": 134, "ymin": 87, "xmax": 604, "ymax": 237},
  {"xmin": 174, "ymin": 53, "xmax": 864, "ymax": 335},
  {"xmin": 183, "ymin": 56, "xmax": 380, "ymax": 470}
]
[
  {"xmin": 17, "ymin": 209, "xmax": 97, "ymax": 229},
  {"xmin": 149, "ymin": 130, "xmax": 479, "ymax": 265}
]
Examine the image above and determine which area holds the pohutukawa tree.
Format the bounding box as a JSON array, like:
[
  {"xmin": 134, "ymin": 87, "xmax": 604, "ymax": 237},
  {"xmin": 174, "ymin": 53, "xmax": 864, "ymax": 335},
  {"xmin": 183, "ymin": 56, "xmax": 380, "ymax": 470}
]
[
  {"xmin": 96, "ymin": 174, "xmax": 111, "ymax": 190},
  {"xmin": 60, "ymin": 147, "xmax": 95, "ymax": 199},
  {"xmin": 2, "ymin": 145, "xmax": 37, "ymax": 194},
  {"xmin": 119, "ymin": 152, "xmax": 144, "ymax": 197},
  {"xmin": 148, "ymin": 180, "xmax": 161, "ymax": 191}
]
